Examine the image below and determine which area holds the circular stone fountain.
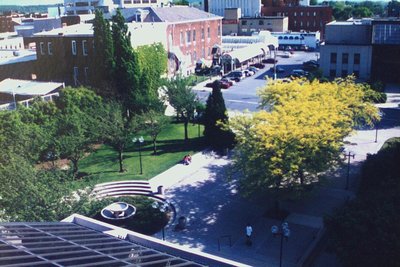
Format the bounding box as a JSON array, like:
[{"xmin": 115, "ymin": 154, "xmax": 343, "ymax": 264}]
[{"xmin": 101, "ymin": 202, "xmax": 136, "ymax": 220}]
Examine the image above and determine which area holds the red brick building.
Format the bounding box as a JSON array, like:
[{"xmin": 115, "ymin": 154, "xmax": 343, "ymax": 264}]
[
  {"xmin": 118, "ymin": 6, "xmax": 222, "ymax": 74},
  {"xmin": 0, "ymin": 12, "xmax": 17, "ymax": 33},
  {"xmin": 261, "ymin": 3, "xmax": 332, "ymax": 38},
  {"xmin": 29, "ymin": 24, "xmax": 93, "ymax": 86}
]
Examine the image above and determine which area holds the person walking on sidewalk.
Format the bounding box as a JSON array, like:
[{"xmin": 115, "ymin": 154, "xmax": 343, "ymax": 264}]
[{"xmin": 245, "ymin": 223, "xmax": 253, "ymax": 246}]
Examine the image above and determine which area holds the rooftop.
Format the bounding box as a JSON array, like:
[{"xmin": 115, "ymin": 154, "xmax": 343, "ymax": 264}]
[
  {"xmin": 0, "ymin": 78, "xmax": 63, "ymax": 96},
  {"xmin": 33, "ymin": 23, "xmax": 93, "ymax": 37},
  {"xmin": 0, "ymin": 214, "xmax": 245, "ymax": 267},
  {"xmin": 113, "ymin": 6, "xmax": 221, "ymax": 23}
]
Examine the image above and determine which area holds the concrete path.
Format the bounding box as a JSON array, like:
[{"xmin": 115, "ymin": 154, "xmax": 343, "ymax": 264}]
[{"xmin": 147, "ymin": 85, "xmax": 400, "ymax": 267}]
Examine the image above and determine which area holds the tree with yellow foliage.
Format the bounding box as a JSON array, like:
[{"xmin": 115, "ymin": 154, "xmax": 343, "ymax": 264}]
[{"xmin": 229, "ymin": 77, "xmax": 380, "ymax": 196}]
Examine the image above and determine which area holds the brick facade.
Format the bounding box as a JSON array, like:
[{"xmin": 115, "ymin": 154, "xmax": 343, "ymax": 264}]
[
  {"xmin": 261, "ymin": 6, "xmax": 332, "ymax": 37},
  {"xmin": 166, "ymin": 19, "xmax": 222, "ymax": 74},
  {"xmin": 31, "ymin": 35, "xmax": 93, "ymax": 86}
]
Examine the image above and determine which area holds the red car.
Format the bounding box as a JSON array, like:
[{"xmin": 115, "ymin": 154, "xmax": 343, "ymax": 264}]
[{"xmin": 205, "ymin": 79, "xmax": 231, "ymax": 89}]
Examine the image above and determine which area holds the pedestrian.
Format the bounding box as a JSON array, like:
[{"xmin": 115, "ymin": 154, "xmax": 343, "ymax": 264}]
[{"xmin": 245, "ymin": 223, "xmax": 253, "ymax": 246}]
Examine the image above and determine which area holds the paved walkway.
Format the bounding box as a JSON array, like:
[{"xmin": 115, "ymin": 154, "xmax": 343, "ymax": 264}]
[{"xmin": 147, "ymin": 85, "xmax": 400, "ymax": 267}]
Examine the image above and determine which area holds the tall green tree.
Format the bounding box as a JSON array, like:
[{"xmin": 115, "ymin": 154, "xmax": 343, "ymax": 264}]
[
  {"xmin": 112, "ymin": 9, "xmax": 141, "ymax": 114},
  {"xmin": 92, "ymin": 9, "xmax": 115, "ymax": 97},
  {"xmin": 163, "ymin": 75, "xmax": 198, "ymax": 141},
  {"xmin": 203, "ymin": 81, "xmax": 235, "ymax": 152},
  {"xmin": 99, "ymin": 101, "xmax": 138, "ymax": 172},
  {"xmin": 134, "ymin": 110, "xmax": 170, "ymax": 155},
  {"xmin": 55, "ymin": 87, "xmax": 103, "ymax": 176},
  {"xmin": 136, "ymin": 43, "xmax": 167, "ymax": 113}
]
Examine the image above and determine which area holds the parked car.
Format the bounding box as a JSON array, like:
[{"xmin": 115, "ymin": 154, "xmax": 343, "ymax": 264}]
[
  {"xmin": 247, "ymin": 66, "xmax": 259, "ymax": 73},
  {"xmin": 195, "ymin": 65, "xmax": 222, "ymax": 76},
  {"xmin": 303, "ymin": 60, "xmax": 319, "ymax": 67},
  {"xmin": 244, "ymin": 69, "xmax": 255, "ymax": 77},
  {"xmin": 250, "ymin": 63, "xmax": 265, "ymax": 69},
  {"xmin": 282, "ymin": 51, "xmax": 291, "ymax": 58},
  {"xmin": 262, "ymin": 58, "xmax": 278, "ymax": 64},
  {"xmin": 224, "ymin": 70, "xmax": 245, "ymax": 82},
  {"xmin": 219, "ymin": 79, "xmax": 231, "ymax": 89},
  {"xmin": 269, "ymin": 66, "xmax": 285, "ymax": 73},
  {"xmin": 290, "ymin": 69, "xmax": 309, "ymax": 77},
  {"xmin": 220, "ymin": 78, "xmax": 234, "ymax": 86}
]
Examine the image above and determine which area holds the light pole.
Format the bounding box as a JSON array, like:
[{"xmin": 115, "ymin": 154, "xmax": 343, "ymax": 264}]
[
  {"xmin": 344, "ymin": 151, "xmax": 355, "ymax": 190},
  {"xmin": 273, "ymin": 47, "xmax": 277, "ymax": 80},
  {"xmin": 271, "ymin": 222, "xmax": 290, "ymax": 267},
  {"xmin": 132, "ymin": 136, "xmax": 144, "ymax": 175},
  {"xmin": 151, "ymin": 201, "xmax": 170, "ymax": 241}
]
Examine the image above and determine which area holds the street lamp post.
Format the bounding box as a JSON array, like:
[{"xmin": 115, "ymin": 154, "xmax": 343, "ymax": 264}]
[
  {"xmin": 271, "ymin": 222, "xmax": 291, "ymax": 267},
  {"xmin": 151, "ymin": 201, "xmax": 170, "ymax": 241},
  {"xmin": 344, "ymin": 151, "xmax": 355, "ymax": 190},
  {"xmin": 273, "ymin": 47, "xmax": 277, "ymax": 80},
  {"xmin": 132, "ymin": 136, "xmax": 144, "ymax": 175}
]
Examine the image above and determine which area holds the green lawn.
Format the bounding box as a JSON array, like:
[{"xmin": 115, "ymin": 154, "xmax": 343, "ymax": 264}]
[{"xmin": 78, "ymin": 122, "xmax": 205, "ymax": 186}]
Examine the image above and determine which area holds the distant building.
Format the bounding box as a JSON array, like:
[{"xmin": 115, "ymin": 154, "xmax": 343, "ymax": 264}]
[
  {"xmin": 206, "ymin": 0, "xmax": 263, "ymax": 17},
  {"xmin": 371, "ymin": 19, "xmax": 400, "ymax": 83},
  {"xmin": 272, "ymin": 30, "xmax": 320, "ymax": 49},
  {"xmin": 13, "ymin": 17, "xmax": 62, "ymax": 38},
  {"xmin": 0, "ymin": 12, "xmax": 20, "ymax": 33},
  {"xmin": 222, "ymin": 7, "xmax": 288, "ymax": 36},
  {"xmin": 261, "ymin": 4, "xmax": 332, "ymax": 38},
  {"xmin": 320, "ymin": 19, "xmax": 372, "ymax": 80},
  {"xmin": 31, "ymin": 6, "xmax": 222, "ymax": 84},
  {"xmin": 113, "ymin": 6, "xmax": 222, "ymax": 74}
]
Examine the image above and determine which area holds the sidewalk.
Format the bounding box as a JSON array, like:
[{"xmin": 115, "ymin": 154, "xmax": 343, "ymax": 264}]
[{"xmin": 148, "ymin": 85, "xmax": 400, "ymax": 267}]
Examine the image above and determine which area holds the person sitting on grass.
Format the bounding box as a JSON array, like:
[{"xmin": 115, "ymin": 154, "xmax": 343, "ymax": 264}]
[{"xmin": 182, "ymin": 154, "xmax": 192, "ymax": 165}]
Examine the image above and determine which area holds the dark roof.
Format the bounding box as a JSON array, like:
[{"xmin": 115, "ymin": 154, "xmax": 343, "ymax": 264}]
[
  {"xmin": 149, "ymin": 6, "xmax": 221, "ymax": 23},
  {"xmin": 107, "ymin": 6, "xmax": 221, "ymax": 23},
  {"xmin": 0, "ymin": 222, "xmax": 206, "ymax": 267}
]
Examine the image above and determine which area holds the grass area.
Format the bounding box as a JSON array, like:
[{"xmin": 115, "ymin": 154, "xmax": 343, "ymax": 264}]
[{"xmin": 78, "ymin": 122, "xmax": 205, "ymax": 186}]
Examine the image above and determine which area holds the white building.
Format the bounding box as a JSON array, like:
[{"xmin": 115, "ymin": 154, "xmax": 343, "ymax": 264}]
[
  {"xmin": 208, "ymin": 0, "xmax": 262, "ymax": 17},
  {"xmin": 272, "ymin": 31, "xmax": 320, "ymax": 49}
]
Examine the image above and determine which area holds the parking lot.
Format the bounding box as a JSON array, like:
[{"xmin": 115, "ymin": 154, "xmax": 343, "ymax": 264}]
[{"xmin": 193, "ymin": 51, "xmax": 320, "ymax": 112}]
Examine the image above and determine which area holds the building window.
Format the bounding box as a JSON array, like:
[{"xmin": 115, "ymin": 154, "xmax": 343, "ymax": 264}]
[
  {"xmin": 294, "ymin": 21, "xmax": 297, "ymax": 27},
  {"xmin": 40, "ymin": 42, "xmax": 45, "ymax": 55},
  {"xmin": 73, "ymin": 67, "xmax": 79, "ymax": 86},
  {"xmin": 294, "ymin": 12, "xmax": 297, "ymax": 16},
  {"xmin": 342, "ymin": 53, "xmax": 348, "ymax": 64},
  {"xmin": 354, "ymin": 53, "xmax": 360, "ymax": 64},
  {"xmin": 47, "ymin": 42, "xmax": 53, "ymax": 55},
  {"xmin": 313, "ymin": 12, "xmax": 317, "ymax": 16},
  {"xmin": 193, "ymin": 51, "xmax": 197, "ymax": 61},
  {"xmin": 187, "ymin": 31, "xmax": 191, "ymax": 44},
  {"xmin": 259, "ymin": 20, "xmax": 264, "ymax": 25},
  {"xmin": 82, "ymin": 40, "xmax": 88, "ymax": 56},
  {"xmin": 201, "ymin": 28, "xmax": 205, "ymax": 40},
  {"xmin": 84, "ymin": 67, "xmax": 89, "ymax": 82},
  {"xmin": 329, "ymin": 69, "xmax": 336, "ymax": 77},
  {"xmin": 207, "ymin": 27, "xmax": 210, "ymax": 38},
  {"xmin": 341, "ymin": 70, "xmax": 348, "ymax": 77},
  {"xmin": 180, "ymin": 32, "xmax": 184, "ymax": 46},
  {"xmin": 300, "ymin": 21, "xmax": 303, "ymax": 27},
  {"xmin": 193, "ymin": 29, "xmax": 196, "ymax": 42},
  {"xmin": 300, "ymin": 12, "xmax": 303, "ymax": 16},
  {"xmin": 330, "ymin": 53, "xmax": 337, "ymax": 64},
  {"xmin": 72, "ymin": 40, "xmax": 77, "ymax": 55},
  {"xmin": 307, "ymin": 12, "xmax": 310, "ymax": 16}
]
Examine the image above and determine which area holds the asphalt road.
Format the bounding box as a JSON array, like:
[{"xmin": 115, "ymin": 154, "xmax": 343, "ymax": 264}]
[{"xmin": 194, "ymin": 51, "xmax": 319, "ymax": 112}]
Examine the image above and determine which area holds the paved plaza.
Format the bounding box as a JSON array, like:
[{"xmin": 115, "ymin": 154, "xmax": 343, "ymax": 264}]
[{"xmin": 149, "ymin": 81, "xmax": 400, "ymax": 266}]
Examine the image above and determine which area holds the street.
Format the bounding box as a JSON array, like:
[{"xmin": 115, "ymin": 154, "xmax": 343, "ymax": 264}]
[{"xmin": 194, "ymin": 51, "xmax": 319, "ymax": 112}]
